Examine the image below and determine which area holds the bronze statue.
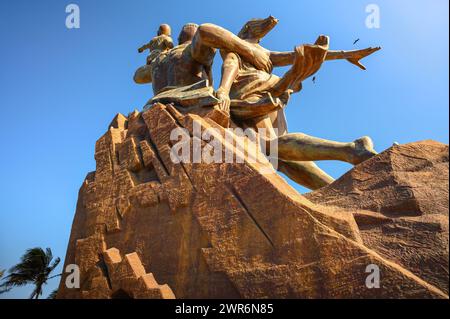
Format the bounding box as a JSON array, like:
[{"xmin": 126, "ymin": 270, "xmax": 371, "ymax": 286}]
[
  {"xmin": 216, "ymin": 17, "xmax": 380, "ymax": 117},
  {"xmin": 134, "ymin": 18, "xmax": 381, "ymax": 190},
  {"xmin": 213, "ymin": 17, "xmax": 379, "ymax": 189},
  {"xmin": 133, "ymin": 22, "xmax": 274, "ymax": 104}
]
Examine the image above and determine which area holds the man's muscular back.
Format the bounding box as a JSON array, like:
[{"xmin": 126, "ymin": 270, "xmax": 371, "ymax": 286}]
[{"xmin": 151, "ymin": 42, "xmax": 207, "ymax": 95}]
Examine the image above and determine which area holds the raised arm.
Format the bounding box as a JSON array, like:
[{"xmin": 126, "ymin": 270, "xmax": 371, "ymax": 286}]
[{"xmin": 192, "ymin": 23, "xmax": 272, "ymax": 73}]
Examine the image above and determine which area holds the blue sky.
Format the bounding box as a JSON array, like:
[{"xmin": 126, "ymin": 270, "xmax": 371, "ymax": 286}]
[{"xmin": 0, "ymin": 0, "xmax": 448, "ymax": 298}]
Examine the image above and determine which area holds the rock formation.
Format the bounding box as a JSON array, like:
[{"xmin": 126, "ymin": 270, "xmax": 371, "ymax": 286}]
[
  {"xmin": 57, "ymin": 105, "xmax": 448, "ymax": 299},
  {"xmin": 305, "ymin": 140, "xmax": 449, "ymax": 294}
]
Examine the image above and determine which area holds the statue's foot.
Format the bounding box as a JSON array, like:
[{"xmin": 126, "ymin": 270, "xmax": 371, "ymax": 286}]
[{"xmin": 351, "ymin": 136, "xmax": 378, "ymax": 165}]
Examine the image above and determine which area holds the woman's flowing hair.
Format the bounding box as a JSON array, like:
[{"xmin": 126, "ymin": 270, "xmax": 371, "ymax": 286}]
[{"xmin": 237, "ymin": 16, "xmax": 278, "ymax": 42}]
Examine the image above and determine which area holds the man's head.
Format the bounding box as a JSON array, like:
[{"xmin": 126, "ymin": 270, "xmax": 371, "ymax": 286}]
[
  {"xmin": 157, "ymin": 24, "xmax": 172, "ymax": 36},
  {"xmin": 237, "ymin": 16, "xmax": 279, "ymax": 43},
  {"xmin": 178, "ymin": 23, "xmax": 198, "ymax": 45}
]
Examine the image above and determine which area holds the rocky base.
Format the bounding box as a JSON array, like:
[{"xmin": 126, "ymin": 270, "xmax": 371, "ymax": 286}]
[
  {"xmin": 57, "ymin": 104, "xmax": 448, "ymax": 299},
  {"xmin": 305, "ymin": 140, "xmax": 449, "ymax": 294}
]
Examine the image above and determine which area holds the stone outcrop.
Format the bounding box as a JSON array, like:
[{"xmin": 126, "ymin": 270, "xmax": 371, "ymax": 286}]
[
  {"xmin": 57, "ymin": 104, "xmax": 448, "ymax": 299},
  {"xmin": 305, "ymin": 140, "xmax": 449, "ymax": 294}
]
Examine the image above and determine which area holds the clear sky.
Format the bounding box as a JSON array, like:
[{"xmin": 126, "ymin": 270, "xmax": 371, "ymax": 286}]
[{"xmin": 0, "ymin": 0, "xmax": 448, "ymax": 298}]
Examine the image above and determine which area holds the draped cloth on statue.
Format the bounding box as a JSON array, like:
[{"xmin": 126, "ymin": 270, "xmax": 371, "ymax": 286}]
[{"xmin": 229, "ymin": 43, "xmax": 329, "ymax": 121}]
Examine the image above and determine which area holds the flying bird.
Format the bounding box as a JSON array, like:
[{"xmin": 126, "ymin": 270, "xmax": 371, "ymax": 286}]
[
  {"xmin": 312, "ymin": 76, "xmax": 316, "ymax": 84},
  {"xmin": 353, "ymin": 38, "xmax": 360, "ymax": 45}
]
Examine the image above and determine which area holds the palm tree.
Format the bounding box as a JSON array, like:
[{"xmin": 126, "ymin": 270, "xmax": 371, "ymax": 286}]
[
  {"xmin": 0, "ymin": 247, "xmax": 60, "ymax": 299},
  {"xmin": 47, "ymin": 288, "xmax": 58, "ymax": 299}
]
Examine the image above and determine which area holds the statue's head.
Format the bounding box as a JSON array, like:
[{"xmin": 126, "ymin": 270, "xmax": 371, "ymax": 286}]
[
  {"xmin": 178, "ymin": 23, "xmax": 199, "ymax": 45},
  {"xmin": 238, "ymin": 16, "xmax": 279, "ymax": 43},
  {"xmin": 157, "ymin": 24, "xmax": 171, "ymax": 36}
]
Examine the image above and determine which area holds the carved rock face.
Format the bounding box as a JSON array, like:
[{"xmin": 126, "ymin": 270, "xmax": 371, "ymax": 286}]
[
  {"xmin": 57, "ymin": 104, "xmax": 448, "ymax": 299},
  {"xmin": 306, "ymin": 140, "xmax": 449, "ymax": 294}
]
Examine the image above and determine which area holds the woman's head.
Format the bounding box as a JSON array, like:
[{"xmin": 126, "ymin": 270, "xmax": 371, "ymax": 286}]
[{"xmin": 237, "ymin": 16, "xmax": 279, "ymax": 43}]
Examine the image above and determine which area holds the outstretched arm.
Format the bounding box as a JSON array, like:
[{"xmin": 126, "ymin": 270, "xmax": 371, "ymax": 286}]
[
  {"xmin": 270, "ymin": 46, "xmax": 381, "ymax": 70},
  {"xmin": 325, "ymin": 47, "xmax": 381, "ymax": 70},
  {"xmin": 138, "ymin": 43, "xmax": 150, "ymax": 53},
  {"xmin": 270, "ymin": 35, "xmax": 329, "ymax": 67},
  {"xmin": 269, "ymin": 51, "xmax": 296, "ymax": 67}
]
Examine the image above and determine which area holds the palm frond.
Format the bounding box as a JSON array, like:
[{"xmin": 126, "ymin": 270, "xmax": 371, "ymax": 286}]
[
  {"xmin": 0, "ymin": 247, "xmax": 60, "ymax": 298},
  {"xmin": 47, "ymin": 288, "xmax": 58, "ymax": 299},
  {"xmin": 48, "ymin": 257, "xmax": 61, "ymax": 273}
]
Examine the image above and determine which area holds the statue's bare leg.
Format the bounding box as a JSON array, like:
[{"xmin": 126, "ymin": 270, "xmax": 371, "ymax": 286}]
[
  {"xmin": 254, "ymin": 115, "xmax": 376, "ymax": 189},
  {"xmin": 278, "ymin": 160, "xmax": 334, "ymax": 190},
  {"xmin": 276, "ymin": 133, "xmax": 377, "ymax": 165},
  {"xmin": 254, "ymin": 115, "xmax": 377, "ymax": 166}
]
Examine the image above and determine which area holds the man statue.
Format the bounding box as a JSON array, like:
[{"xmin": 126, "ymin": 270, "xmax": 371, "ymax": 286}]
[{"xmin": 133, "ymin": 22, "xmax": 273, "ymax": 99}]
